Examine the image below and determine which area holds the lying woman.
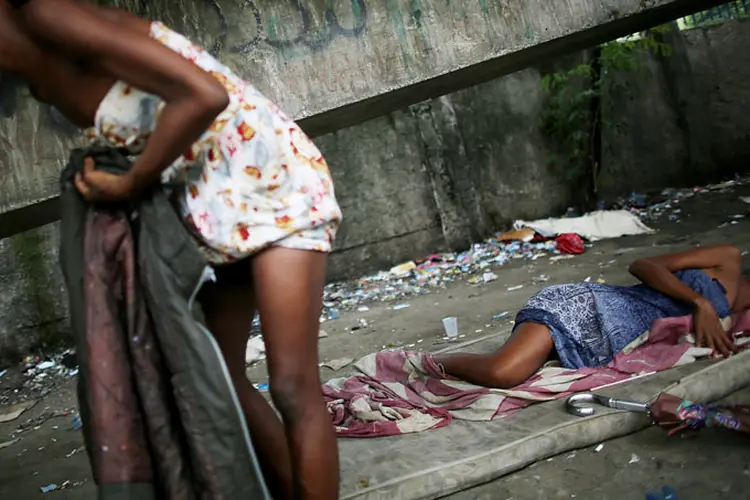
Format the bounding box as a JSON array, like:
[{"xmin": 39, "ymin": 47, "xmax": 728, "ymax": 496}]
[
  {"xmin": 2, "ymin": 1, "xmax": 339, "ymax": 498},
  {"xmin": 436, "ymin": 244, "xmax": 749, "ymax": 389}
]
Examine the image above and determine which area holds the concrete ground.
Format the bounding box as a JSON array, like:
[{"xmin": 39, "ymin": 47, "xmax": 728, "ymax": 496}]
[{"xmin": 2, "ymin": 182, "xmax": 750, "ymax": 499}]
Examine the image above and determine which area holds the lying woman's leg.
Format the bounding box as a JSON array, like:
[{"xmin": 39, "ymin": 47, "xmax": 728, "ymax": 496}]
[
  {"xmin": 252, "ymin": 247, "xmax": 339, "ymax": 500},
  {"xmin": 435, "ymin": 322, "xmax": 555, "ymax": 389},
  {"xmin": 199, "ymin": 265, "xmax": 294, "ymax": 500}
]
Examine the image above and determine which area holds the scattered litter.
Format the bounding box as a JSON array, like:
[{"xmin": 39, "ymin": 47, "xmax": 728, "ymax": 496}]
[
  {"xmin": 482, "ymin": 272, "xmax": 498, "ymax": 283},
  {"xmin": 389, "ymin": 261, "xmax": 417, "ymax": 277},
  {"xmin": 594, "ymin": 444, "xmax": 604, "ymax": 453},
  {"xmin": 442, "ymin": 317, "xmax": 459, "ymax": 339},
  {"xmin": 392, "ymin": 304, "xmax": 410, "ymax": 311},
  {"xmin": 645, "ymin": 485, "xmax": 679, "ymax": 500},
  {"xmin": 1, "ymin": 350, "xmax": 79, "ymax": 407},
  {"xmin": 59, "ymin": 479, "xmax": 87, "ymax": 490},
  {"xmin": 66, "ymin": 446, "xmax": 85, "ymax": 458},
  {"xmin": 322, "ymin": 238, "xmax": 560, "ymax": 312},
  {"xmin": 357, "ymin": 306, "xmax": 370, "ymax": 312},
  {"xmin": 0, "ymin": 369, "xmax": 7, "ymax": 379},
  {"xmin": 0, "ymin": 401, "xmax": 36, "ymax": 423},
  {"xmin": 583, "ymin": 277, "xmax": 591, "ymax": 283},
  {"xmin": 550, "ymin": 255, "xmax": 574, "ymax": 262},
  {"xmin": 566, "ymin": 452, "xmax": 577, "ymax": 459},
  {"xmin": 318, "ymin": 330, "xmax": 329, "ymax": 338},
  {"xmin": 740, "ymin": 196, "xmax": 750, "ymax": 204},
  {"xmin": 40, "ymin": 484, "xmax": 58, "ymax": 494},
  {"xmin": 507, "ymin": 285, "xmax": 524, "ymax": 292},
  {"xmin": 36, "ymin": 361, "xmax": 56, "ymax": 370},
  {"xmin": 253, "ymin": 383, "xmax": 269, "ymax": 392},
  {"xmin": 322, "ymin": 358, "xmax": 354, "ymax": 371},
  {"xmin": 497, "ymin": 227, "xmax": 536, "ymax": 242},
  {"xmin": 629, "ymin": 453, "xmax": 640, "ymax": 464},
  {"xmin": 71, "ymin": 415, "xmax": 82, "ymax": 430},
  {"xmin": 245, "ymin": 336, "xmax": 266, "ymax": 365},
  {"xmin": 493, "ymin": 311, "xmax": 510, "ymax": 321},
  {"xmin": 0, "ymin": 438, "xmax": 19, "ymax": 449}
]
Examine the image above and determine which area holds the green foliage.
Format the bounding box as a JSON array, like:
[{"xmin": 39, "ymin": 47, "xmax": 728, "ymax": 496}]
[{"xmin": 541, "ymin": 27, "xmax": 673, "ymax": 190}]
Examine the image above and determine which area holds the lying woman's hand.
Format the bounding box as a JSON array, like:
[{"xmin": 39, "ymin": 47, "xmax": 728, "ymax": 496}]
[
  {"xmin": 74, "ymin": 157, "xmax": 135, "ymax": 202},
  {"xmin": 693, "ymin": 298, "xmax": 737, "ymax": 358}
]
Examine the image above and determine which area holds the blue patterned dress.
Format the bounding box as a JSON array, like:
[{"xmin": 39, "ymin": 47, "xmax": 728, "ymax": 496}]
[{"xmin": 515, "ymin": 269, "xmax": 731, "ymax": 368}]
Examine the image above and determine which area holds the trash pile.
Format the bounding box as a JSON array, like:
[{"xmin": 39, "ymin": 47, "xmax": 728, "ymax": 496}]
[
  {"xmin": 0, "ymin": 350, "xmax": 78, "ymax": 407},
  {"xmin": 322, "ymin": 235, "xmax": 569, "ymax": 312}
]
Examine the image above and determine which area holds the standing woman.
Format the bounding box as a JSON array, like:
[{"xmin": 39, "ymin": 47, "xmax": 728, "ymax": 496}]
[{"xmin": 2, "ymin": 1, "xmax": 341, "ymax": 498}]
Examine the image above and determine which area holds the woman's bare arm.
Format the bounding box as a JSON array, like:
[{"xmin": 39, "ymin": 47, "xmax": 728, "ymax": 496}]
[
  {"xmin": 628, "ymin": 244, "xmax": 742, "ymax": 307},
  {"xmin": 16, "ymin": 0, "xmax": 229, "ymax": 194}
]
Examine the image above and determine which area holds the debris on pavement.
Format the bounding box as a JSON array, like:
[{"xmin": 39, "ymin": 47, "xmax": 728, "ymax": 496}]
[
  {"xmin": 0, "ymin": 438, "xmax": 19, "ymax": 449},
  {"xmin": 620, "ymin": 176, "xmax": 750, "ymax": 223},
  {"xmin": 498, "ymin": 227, "xmax": 536, "ymax": 242},
  {"xmin": 629, "ymin": 453, "xmax": 641, "ymax": 464},
  {"xmin": 594, "ymin": 444, "xmax": 604, "ymax": 453},
  {"xmin": 1, "ymin": 350, "xmax": 80, "ymax": 407},
  {"xmin": 321, "ymin": 358, "xmax": 355, "ymax": 371},
  {"xmin": 0, "ymin": 400, "xmax": 36, "ymax": 423},
  {"xmin": 245, "ymin": 336, "xmax": 266, "ymax": 365},
  {"xmin": 40, "ymin": 484, "xmax": 58, "ymax": 493},
  {"xmin": 645, "ymin": 485, "xmax": 679, "ymax": 500},
  {"xmin": 71, "ymin": 414, "xmax": 83, "ymax": 430},
  {"xmin": 321, "ymin": 237, "xmax": 563, "ymax": 312}
]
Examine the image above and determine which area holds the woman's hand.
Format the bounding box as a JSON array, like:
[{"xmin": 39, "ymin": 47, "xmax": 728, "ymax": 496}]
[
  {"xmin": 693, "ymin": 298, "xmax": 737, "ymax": 358},
  {"xmin": 74, "ymin": 157, "xmax": 135, "ymax": 202}
]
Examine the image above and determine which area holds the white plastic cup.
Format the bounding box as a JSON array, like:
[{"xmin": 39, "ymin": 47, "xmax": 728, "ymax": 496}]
[{"xmin": 442, "ymin": 317, "xmax": 459, "ymax": 339}]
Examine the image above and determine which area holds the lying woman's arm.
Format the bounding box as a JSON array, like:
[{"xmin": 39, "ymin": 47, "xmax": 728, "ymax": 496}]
[
  {"xmin": 629, "ymin": 244, "xmax": 742, "ymax": 356},
  {"xmin": 16, "ymin": 0, "xmax": 229, "ymax": 196},
  {"xmin": 628, "ymin": 244, "xmax": 742, "ymax": 307}
]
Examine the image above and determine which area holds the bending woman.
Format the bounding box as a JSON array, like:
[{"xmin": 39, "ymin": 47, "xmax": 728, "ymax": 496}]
[
  {"xmin": 2, "ymin": 1, "xmax": 340, "ymax": 498},
  {"xmin": 436, "ymin": 244, "xmax": 750, "ymax": 389}
]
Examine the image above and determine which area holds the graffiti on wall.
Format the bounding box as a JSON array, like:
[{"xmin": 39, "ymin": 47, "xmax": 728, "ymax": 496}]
[
  {"xmin": 207, "ymin": 0, "xmax": 368, "ymax": 55},
  {"xmin": 0, "ymin": 0, "xmax": 371, "ymax": 136}
]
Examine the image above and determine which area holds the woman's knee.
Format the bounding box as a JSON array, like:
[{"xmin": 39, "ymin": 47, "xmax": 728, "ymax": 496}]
[{"xmin": 486, "ymin": 364, "xmax": 526, "ymax": 389}]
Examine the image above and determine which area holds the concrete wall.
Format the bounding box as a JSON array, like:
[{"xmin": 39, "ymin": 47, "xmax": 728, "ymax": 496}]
[
  {"xmin": 2, "ymin": 20, "xmax": 750, "ymax": 361},
  {"xmin": 597, "ymin": 20, "xmax": 750, "ymax": 197}
]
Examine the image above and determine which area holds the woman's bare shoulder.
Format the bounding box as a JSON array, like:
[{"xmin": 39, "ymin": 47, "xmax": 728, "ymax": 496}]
[{"xmin": 634, "ymin": 244, "xmax": 740, "ymax": 269}]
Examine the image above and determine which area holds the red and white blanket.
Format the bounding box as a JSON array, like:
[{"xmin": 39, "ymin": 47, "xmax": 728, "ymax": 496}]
[{"xmin": 323, "ymin": 313, "xmax": 750, "ymax": 438}]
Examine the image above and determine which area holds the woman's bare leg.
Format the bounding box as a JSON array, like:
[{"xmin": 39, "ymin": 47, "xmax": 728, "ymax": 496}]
[
  {"xmin": 435, "ymin": 322, "xmax": 555, "ymax": 389},
  {"xmin": 252, "ymin": 247, "xmax": 339, "ymax": 500},
  {"xmin": 200, "ymin": 271, "xmax": 294, "ymax": 500}
]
